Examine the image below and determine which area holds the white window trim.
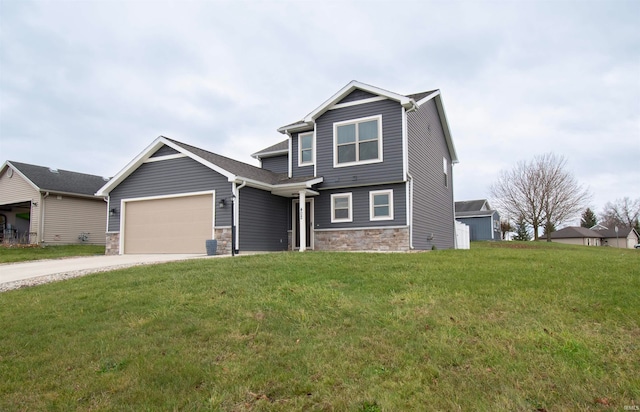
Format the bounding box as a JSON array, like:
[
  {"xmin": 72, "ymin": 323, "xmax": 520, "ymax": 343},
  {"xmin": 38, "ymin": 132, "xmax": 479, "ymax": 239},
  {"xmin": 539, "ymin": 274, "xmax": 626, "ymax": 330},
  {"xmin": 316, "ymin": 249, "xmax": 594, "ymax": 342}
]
[
  {"xmin": 331, "ymin": 193, "xmax": 353, "ymax": 223},
  {"xmin": 370, "ymin": 189, "xmax": 394, "ymax": 221},
  {"xmin": 333, "ymin": 114, "xmax": 383, "ymax": 168},
  {"xmin": 298, "ymin": 132, "xmax": 315, "ymax": 167}
]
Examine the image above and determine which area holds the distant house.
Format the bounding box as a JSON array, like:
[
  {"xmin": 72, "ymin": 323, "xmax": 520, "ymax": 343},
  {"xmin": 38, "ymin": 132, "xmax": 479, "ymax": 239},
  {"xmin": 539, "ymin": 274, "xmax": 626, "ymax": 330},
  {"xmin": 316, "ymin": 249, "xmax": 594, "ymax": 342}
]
[
  {"xmin": 549, "ymin": 227, "xmax": 603, "ymax": 246},
  {"xmin": 454, "ymin": 199, "xmax": 501, "ymax": 241},
  {"xmin": 550, "ymin": 225, "xmax": 639, "ymax": 248},
  {"xmin": 592, "ymin": 226, "xmax": 639, "ymax": 249},
  {"xmin": 96, "ymin": 80, "xmax": 459, "ymax": 254},
  {"xmin": 0, "ymin": 161, "xmax": 108, "ymax": 245}
]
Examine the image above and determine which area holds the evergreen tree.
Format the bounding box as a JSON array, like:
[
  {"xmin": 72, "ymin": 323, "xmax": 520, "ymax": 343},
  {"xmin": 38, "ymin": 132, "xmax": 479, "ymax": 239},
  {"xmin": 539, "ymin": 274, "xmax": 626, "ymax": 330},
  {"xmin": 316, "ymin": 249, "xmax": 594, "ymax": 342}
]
[
  {"xmin": 580, "ymin": 208, "xmax": 597, "ymax": 228},
  {"xmin": 513, "ymin": 216, "xmax": 531, "ymax": 241},
  {"xmin": 543, "ymin": 221, "xmax": 556, "ymax": 238}
]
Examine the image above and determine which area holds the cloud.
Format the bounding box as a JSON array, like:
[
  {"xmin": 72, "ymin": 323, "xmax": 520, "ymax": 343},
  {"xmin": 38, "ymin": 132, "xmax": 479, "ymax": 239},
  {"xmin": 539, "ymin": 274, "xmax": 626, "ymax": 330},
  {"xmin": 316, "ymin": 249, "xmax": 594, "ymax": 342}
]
[{"xmin": 1, "ymin": 0, "xmax": 638, "ymax": 217}]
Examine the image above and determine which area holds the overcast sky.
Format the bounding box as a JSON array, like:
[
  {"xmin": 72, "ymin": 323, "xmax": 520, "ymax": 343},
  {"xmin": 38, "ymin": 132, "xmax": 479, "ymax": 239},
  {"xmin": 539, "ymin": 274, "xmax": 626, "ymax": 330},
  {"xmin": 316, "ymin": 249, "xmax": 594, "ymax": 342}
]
[{"xmin": 1, "ymin": 0, "xmax": 638, "ymax": 224}]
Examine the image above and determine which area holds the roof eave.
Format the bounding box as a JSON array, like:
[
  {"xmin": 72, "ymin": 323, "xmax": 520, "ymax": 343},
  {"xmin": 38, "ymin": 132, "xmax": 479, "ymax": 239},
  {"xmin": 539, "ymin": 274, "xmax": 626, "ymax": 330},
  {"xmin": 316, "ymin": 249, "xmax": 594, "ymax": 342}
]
[
  {"xmin": 96, "ymin": 136, "xmax": 238, "ymax": 196},
  {"xmin": 251, "ymin": 149, "xmax": 289, "ymax": 160}
]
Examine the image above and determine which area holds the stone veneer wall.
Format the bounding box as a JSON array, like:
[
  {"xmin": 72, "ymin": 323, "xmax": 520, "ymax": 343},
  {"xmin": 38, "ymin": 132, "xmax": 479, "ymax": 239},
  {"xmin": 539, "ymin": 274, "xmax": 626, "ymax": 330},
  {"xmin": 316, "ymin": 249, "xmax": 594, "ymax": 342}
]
[
  {"xmin": 214, "ymin": 227, "xmax": 232, "ymax": 255},
  {"xmin": 314, "ymin": 227, "xmax": 410, "ymax": 252},
  {"xmin": 105, "ymin": 233, "xmax": 120, "ymax": 255},
  {"xmin": 105, "ymin": 228, "xmax": 233, "ymax": 255}
]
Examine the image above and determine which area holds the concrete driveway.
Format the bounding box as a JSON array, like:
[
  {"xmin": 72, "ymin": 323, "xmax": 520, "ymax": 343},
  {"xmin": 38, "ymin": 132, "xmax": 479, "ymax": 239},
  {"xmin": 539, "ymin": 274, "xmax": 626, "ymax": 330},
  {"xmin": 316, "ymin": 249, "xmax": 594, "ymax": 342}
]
[{"xmin": 0, "ymin": 254, "xmax": 220, "ymax": 291}]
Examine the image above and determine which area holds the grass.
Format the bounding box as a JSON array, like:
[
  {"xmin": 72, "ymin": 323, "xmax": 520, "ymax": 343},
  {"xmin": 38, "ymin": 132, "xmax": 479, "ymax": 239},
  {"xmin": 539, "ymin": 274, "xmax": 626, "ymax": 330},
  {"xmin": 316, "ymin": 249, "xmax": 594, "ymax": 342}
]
[
  {"xmin": 0, "ymin": 242, "xmax": 638, "ymax": 411},
  {"xmin": 0, "ymin": 244, "xmax": 105, "ymax": 263}
]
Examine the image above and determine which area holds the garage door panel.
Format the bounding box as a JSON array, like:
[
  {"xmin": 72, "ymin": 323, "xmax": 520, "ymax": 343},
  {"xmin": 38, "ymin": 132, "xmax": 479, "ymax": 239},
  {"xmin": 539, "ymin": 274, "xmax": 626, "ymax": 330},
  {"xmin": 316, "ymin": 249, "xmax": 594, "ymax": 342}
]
[{"xmin": 124, "ymin": 194, "xmax": 213, "ymax": 254}]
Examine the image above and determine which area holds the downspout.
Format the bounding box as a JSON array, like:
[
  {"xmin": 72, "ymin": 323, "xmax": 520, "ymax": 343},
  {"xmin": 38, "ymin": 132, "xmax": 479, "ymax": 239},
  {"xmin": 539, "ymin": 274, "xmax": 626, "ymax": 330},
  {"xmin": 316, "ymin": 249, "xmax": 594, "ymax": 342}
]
[
  {"xmin": 407, "ymin": 173, "xmax": 414, "ymax": 250},
  {"xmin": 285, "ymin": 131, "xmax": 292, "ymax": 178},
  {"xmin": 232, "ymin": 180, "xmax": 247, "ymax": 254},
  {"xmin": 39, "ymin": 191, "xmax": 50, "ymax": 244}
]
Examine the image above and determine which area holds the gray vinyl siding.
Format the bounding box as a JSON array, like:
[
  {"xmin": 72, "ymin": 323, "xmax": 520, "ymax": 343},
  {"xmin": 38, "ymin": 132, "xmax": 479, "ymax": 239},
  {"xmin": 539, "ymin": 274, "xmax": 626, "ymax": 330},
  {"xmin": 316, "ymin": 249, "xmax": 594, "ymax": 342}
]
[
  {"xmin": 238, "ymin": 187, "xmax": 288, "ymax": 251},
  {"xmin": 456, "ymin": 216, "xmax": 497, "ymax": 241},
  {"xmin": 315, "ymin": 99, "xmax": 404, "ymax": 189},
  {"xmin": 291, "ymin": 131, "xmax": 315, "ymax": 178},
  {"xmin": 314, "ymin": 183, "xmax": 406, "ymax": 230},
  {"xmin": 261, "ymin": 155, "xmax": 288, "ymax": 174},
  {"xmin": 337, "ymin": 90, "xmax": 378, "ymax": 104},
  {"xmin": 150, "ymin": 145, "xmax": 180, "ymax": 157},
  {"xmin": 408, "ymin": 99, "xmax": 455, "ymax": 250},
  {"xmin": 108, "ymin": 156, "xmax": 232, "ymax": 231}
]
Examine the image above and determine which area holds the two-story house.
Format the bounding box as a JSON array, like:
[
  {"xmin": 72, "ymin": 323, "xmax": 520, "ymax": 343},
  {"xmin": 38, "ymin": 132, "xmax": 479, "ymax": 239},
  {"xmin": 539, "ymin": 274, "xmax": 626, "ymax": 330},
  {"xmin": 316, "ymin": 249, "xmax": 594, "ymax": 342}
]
[{"xmin": 96, "ymin": 81, "xmax": 458, "ymax": 254}]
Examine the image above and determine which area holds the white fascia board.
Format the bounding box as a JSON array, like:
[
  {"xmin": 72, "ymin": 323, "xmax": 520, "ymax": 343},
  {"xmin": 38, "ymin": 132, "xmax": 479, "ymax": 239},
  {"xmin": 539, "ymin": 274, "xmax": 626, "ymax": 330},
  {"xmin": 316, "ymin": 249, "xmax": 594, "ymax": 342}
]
[
  {"xmin": 96, "ymin": 136, "xmax": 167, "ymax": 196},
  {"xmin": 277, "ymin": 121, "xmax": 312, "ymax": 134},
  {"xmin": 3, "ymin": 161, "xmax": 41, "ymax": 192},
  {"xmin": 96, "ymin": 136, "xmax": 238, "ymax": 196},
  {"xmin": 233, "ymin": 176, "xmax": 323, "ymax": 197},
  {"xmin": 303, "ymin": 80, "xmax": 415, "ymax": 123},
  {"xmin": 251, "ymin": 149, "xmax": 288, "ymax": 160},
  {"xmin": 418, "ymin": 92, "xmax": 459, "ymax": 164}
]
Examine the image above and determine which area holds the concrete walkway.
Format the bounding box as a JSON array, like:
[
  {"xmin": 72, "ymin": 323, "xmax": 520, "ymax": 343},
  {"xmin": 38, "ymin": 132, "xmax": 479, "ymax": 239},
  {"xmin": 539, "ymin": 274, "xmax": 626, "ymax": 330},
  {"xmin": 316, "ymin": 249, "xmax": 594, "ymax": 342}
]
[{"xmin": 0, "ymin": 254, "xmax": 220, "ymax": 287}]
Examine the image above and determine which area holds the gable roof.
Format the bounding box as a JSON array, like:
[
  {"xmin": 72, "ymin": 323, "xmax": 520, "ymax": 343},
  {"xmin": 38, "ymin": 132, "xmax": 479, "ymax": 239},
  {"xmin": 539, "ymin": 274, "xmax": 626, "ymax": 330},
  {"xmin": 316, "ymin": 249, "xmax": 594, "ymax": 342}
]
[
  {"xmin": 455, "ymin": 199, "xmax": 491, "ymax": 213},
  {"xmin": 550, "ymin": 226, "xmax": 603, "ymax": 239},
  {"xmin": 2, "ymin": 160, "xmax": 108, "ymax": 197},
  {"xmin": 96, "ymin": 136, "xmax": 322, "ymax": 197},
  {"xmin": 251, "ymin": 139, "xmax": 288, "ymax": 160},
  {"xmin": 592, "ymin": 226, "xmax": 637, "ymax": 238},
  {"xmin": 276, "ymin": 80, "xmax": 458, "ymax": 163}
]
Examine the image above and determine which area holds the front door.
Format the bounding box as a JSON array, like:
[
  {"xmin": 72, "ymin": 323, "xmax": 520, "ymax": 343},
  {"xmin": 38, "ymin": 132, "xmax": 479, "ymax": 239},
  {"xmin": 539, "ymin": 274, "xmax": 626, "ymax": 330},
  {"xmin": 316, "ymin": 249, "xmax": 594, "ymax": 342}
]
[{"xmin": 293, "ymin": 199, "xmax": 313, "ymax": 249}]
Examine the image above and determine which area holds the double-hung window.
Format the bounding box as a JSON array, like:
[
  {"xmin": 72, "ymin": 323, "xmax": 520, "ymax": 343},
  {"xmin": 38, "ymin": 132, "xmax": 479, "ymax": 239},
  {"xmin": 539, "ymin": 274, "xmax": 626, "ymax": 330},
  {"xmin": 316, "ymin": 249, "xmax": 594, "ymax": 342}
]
[
  {"xmin": 331, "ymin": 193, "xmax": 352, "ymax": 223},
  {"xmin": 370, "ymin": 189, "xmax": 394, "ymax": 221},
  {"xmin": 298, "ymin": 132, "xmax": 314, "ymax": 166},
  {"xmin": 334, "ymin": 115, "xmax": 382, "ymax": 167}
]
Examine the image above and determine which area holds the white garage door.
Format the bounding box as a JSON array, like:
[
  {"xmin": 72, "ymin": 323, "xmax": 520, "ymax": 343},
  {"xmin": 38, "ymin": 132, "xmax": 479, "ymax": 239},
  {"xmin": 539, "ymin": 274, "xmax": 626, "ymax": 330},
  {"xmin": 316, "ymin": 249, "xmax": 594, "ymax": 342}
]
[{"xmin": 123, "ymin": 193, "xmax": 214, "ymax": 254}]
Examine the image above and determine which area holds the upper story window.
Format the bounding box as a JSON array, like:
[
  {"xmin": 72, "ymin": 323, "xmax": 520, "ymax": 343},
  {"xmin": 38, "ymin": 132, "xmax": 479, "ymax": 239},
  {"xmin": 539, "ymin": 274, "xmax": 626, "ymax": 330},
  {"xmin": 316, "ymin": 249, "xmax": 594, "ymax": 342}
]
[
  {"xmin": 331, "ymin": 193, "xmax": 353, "ymax": 223},
  {"xmin": 333, "ymin": 115, "xmax": 383, "ymax": 167},
  {"xmin": 370, "ymin": 189, "xmax": 394, "ymax": 221},
  {"xmin": 298, "ymin": 132, "xmax": 314, "ymax": 166}
]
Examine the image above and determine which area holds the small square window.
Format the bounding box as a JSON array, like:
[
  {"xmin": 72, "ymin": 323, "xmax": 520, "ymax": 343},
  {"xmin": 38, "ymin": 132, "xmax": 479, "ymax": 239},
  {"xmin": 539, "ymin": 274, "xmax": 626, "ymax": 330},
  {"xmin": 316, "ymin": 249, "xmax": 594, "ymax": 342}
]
[
  {"xmin": 370, "ymin": 190, "xmax": 394, "ymax": 221},
  {"xmin": 331, "ymin": 193, "xmax": 352, "ymax": 223}
]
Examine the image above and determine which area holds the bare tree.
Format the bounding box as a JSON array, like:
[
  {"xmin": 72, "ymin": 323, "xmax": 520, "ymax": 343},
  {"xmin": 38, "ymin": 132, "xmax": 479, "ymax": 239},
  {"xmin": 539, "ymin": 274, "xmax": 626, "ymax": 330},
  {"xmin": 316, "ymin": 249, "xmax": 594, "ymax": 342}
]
[
  {"xmin": 600, "ymin": 197, "xmax": 640, "ymax": 231},
  {"xmin": 490, "ymin": 153, "xmax": 591, "ymax": 241}
]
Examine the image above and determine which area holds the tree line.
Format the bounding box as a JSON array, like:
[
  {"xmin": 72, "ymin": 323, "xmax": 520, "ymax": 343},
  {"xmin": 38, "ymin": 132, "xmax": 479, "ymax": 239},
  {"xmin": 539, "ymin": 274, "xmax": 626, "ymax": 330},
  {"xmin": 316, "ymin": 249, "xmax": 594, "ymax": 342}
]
[{"xmin": 489, "ymin": 152, "xmax": 638, "ymax": 241}]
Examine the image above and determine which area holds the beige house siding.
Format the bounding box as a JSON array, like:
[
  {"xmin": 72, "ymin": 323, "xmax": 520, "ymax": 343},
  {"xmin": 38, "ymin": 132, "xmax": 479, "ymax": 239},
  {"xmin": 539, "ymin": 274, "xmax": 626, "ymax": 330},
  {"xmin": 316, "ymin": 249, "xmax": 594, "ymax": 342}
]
[
  {"xmin": 42, "ymin": 195, "xmax": 107, "ymax": 245},
  {"xmin": 551, "ymin": 237, "xmax": 601, "ymax": 246},
  {"xmin": 0, "ymin": 167, "xmax": 41, "ymax": 243},
  {"xmin": 602, "ymin": 234, "xmax": 639, "ymax": 249}
]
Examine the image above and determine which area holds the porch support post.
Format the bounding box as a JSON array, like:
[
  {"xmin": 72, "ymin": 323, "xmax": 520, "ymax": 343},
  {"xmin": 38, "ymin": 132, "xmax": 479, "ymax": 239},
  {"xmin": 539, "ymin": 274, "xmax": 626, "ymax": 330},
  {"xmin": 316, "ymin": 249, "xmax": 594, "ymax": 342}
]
[{"xmin": 298, "ymin": 189, "xmax": 306, "ymax": 252}]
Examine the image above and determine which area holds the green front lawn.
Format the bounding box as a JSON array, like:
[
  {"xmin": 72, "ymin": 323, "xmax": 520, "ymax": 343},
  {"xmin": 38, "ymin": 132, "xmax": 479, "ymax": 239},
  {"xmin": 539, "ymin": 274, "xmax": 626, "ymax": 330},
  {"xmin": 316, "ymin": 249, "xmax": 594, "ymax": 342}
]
[
  {"xmin": 0, "ymin": 244, "xmax": 105, "ymax": 263},
  {"xmin": 1, "ymin": 242, "xmax": 638, "ymax": 411}
]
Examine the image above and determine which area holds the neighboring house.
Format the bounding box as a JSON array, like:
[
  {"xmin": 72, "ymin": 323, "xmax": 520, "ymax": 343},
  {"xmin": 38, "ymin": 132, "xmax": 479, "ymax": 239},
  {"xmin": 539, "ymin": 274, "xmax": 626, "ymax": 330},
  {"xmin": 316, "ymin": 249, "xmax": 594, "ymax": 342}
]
[
  {"xmin": 592, "ymin": 226, "xmax": 639, "ymax": 249},
  {"xmin": 454, "ymin": 199, "xmax": 501, "ymax": 241},
  {"xmin": 0, "ymin": 161, "xmax": 108, "ymax": 245},
  {"xmin": 97, "ymin": 80, "xmax": 458, "ymax": 255},
  {"xmin": 549, "ymin": 227, "xmax": 603, "ymax": 246}
]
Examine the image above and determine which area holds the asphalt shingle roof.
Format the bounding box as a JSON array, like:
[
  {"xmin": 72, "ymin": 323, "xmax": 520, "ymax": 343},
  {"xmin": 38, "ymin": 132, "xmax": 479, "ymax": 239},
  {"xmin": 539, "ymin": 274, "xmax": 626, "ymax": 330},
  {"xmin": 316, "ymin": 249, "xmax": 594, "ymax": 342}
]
[
  {"xmin": 593, "ymin": 226, "xmax": 635, "ymax": 237},
  {"xmin": 166, "ymin": 138, "xmax": 316, "ymax": 186},
  {"xmin": 550, "ymin": 227, "xmax": 603, "ymax": 239},
  {"xmin": 455, "ymin": 200, "xmax": 489, "ymax": 213},
  {"xmin": 406, "ymin": 90, "xmax": 438, "ymax": 101},
  {"xmin": 8, "ymin": 161, "xmax": 108, "ymax": 196},
  {"xmin": 252, "ymin": 139, "xmax": 288, "ymax": 158}
]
